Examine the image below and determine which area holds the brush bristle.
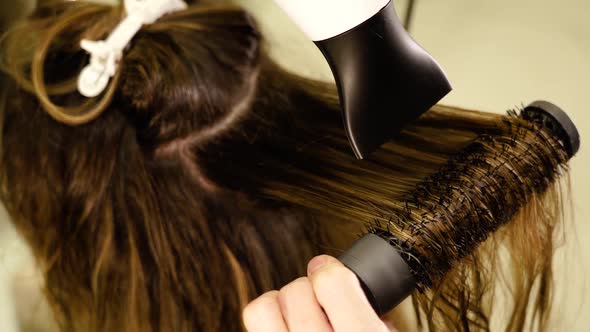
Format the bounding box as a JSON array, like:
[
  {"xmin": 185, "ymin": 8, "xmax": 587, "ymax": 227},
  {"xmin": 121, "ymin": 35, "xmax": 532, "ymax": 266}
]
[{"xmin": 367, "ymin": 111, "xmax": 570, "ymax": 290}]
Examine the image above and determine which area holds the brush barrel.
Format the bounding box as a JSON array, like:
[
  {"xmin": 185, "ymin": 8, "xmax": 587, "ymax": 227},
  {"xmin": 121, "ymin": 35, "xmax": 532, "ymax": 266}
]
[{"xmin": 339, "ymin": 101, "xmax": 579, "ymax": 316}]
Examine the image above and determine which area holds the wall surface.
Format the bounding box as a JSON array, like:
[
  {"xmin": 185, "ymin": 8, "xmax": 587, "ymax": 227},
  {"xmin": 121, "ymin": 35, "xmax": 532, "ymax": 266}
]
[{"xmin": 0, "ymin": 0, "xmax": 588, "ymax": 330}]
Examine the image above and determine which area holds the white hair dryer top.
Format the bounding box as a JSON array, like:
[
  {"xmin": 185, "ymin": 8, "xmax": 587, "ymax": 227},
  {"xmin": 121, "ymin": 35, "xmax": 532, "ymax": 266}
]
[{"xmin": 273, "ymin": 0, "xmax": 390, "ymax": 41}]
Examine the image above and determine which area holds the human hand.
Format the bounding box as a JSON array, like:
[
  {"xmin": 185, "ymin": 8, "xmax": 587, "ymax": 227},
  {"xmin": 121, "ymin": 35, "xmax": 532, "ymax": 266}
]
[{"xmin": 242, "ymin": 255, "xmax": 397, "ymax": 332}]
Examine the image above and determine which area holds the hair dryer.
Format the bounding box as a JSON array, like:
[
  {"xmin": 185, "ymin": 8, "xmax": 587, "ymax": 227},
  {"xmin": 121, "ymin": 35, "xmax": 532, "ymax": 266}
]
[{"xmin": 273, "ymin": 0, "xmax": 452, "ymax": 158}]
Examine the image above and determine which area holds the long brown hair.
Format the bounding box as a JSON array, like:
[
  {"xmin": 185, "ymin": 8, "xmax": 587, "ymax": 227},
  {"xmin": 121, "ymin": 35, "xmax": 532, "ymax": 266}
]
[{"xmin": 0, "ymin": 1, "xmax": 572, "ymax": 331}]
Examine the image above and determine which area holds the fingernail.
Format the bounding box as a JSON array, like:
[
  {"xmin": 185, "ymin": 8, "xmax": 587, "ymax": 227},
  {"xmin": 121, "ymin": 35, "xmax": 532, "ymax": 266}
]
[
  {"xmin": 307, "ymin": 256, "xmax": 328, "ymax": 275},
  {"xmin": 383, "ymin": 319, "xmax": 399, "ymax": 332}
]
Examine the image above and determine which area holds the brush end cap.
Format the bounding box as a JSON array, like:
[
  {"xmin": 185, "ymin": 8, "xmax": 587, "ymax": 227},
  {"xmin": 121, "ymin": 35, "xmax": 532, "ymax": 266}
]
[{"xmin": 522, "ymin": 101, "xmax": 580, "ymax": 158}]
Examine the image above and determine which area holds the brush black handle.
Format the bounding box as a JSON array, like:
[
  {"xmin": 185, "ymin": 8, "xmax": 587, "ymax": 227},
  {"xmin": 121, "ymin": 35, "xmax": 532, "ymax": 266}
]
[{"xmin": 339, "ymin": 234, "xmax": 416, "ymax": 316}]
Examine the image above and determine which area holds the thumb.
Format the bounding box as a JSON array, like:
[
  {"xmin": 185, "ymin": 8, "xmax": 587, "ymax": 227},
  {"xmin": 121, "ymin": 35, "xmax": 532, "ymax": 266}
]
[
  {"xmin": 307, "ymin": 254, "xmax": 342, "ymax": 276},
  {"xmin": 382, "ymin": 319, "xmax": 399, "ymax": 332},
  {"xmin": 305, "ymin": 255, "xmax": 388, "ymax": 331}
]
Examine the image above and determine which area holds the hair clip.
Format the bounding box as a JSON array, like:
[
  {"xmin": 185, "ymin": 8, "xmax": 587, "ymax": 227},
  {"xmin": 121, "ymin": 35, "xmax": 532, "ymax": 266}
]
[{"xmin": 77, "ymin": 0, "xmax": 187, "ymax": 97}]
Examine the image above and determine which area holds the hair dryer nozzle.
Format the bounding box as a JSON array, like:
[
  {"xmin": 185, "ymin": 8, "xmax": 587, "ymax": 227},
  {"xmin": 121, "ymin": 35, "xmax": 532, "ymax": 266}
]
[{"xmin": 315, "ymin": 0, "xmax": 452, "ymax": 158}]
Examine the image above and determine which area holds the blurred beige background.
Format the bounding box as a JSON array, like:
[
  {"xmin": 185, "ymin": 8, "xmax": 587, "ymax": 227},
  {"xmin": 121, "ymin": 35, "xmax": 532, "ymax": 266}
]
[{"xmin": 1, "ymin": 0, "xmax": 588, "ymax": 330}]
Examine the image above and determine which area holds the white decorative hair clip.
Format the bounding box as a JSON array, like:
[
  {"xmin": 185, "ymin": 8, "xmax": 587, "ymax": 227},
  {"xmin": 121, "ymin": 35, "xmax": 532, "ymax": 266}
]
[{"xmin": 77, "ymin": 0, "xmax": 187, "ymax": 97}]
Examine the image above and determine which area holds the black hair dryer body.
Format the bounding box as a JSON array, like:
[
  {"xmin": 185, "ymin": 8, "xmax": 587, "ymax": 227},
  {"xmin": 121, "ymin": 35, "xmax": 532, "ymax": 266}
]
[{"xmin": 274, "ymin": 0, "xmax": 452, "ymax": 158}]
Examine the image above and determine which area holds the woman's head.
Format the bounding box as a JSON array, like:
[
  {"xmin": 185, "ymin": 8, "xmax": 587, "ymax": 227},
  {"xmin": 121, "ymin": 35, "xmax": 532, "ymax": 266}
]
[
  {"xmin": 0, "ymin": 1, "xmax": 308, "ymax": 331},
  {"xmin": 0, "ymin": 1, "xmax": 572, "ymax": 331}
]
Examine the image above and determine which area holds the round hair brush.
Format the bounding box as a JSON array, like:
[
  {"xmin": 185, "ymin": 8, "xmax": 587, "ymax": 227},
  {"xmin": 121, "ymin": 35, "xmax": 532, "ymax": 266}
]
[{"xmin": 339, "ymin": 101, "xmax": 580, "ymax": 316}]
